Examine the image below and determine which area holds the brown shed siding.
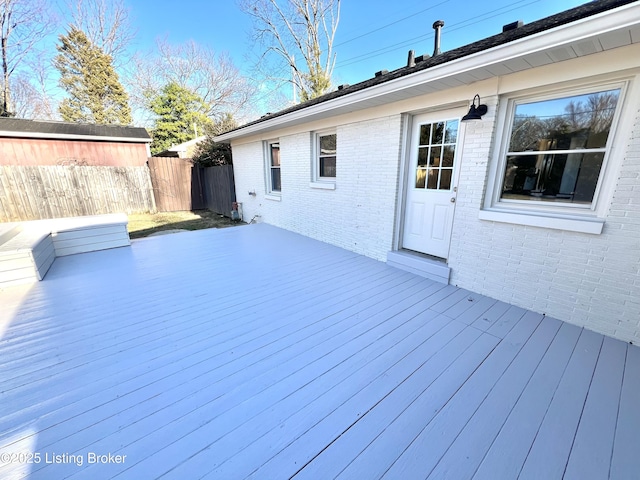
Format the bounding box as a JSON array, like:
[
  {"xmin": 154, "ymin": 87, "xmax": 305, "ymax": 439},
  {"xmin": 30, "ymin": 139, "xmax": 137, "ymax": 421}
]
[{"xmin": 0, "ymin": 138, "xmax": 149, "ymax": 167}]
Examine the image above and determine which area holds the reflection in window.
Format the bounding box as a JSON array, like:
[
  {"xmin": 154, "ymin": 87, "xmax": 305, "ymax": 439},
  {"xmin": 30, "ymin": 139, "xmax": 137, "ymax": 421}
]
[
  {"xmin": 269, "ymin": 142, "xmax": 281, "ymax": 192},
  {"xmin": 502, "ymin": 89, "xmax": 620, "ymax": 205},
  {"xmin": 415, "ymin": 119, "xmax": 458, "ymax": 190},
  {"xmin": 318, "ymin": 133, "xmax": 337, "ymax": 178}
]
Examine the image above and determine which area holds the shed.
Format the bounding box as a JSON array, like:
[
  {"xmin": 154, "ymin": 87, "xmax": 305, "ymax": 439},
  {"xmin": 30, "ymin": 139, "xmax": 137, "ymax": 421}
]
[{"xmin": 0, "ymin": 118, "xmax": 152, "ymax": 167}]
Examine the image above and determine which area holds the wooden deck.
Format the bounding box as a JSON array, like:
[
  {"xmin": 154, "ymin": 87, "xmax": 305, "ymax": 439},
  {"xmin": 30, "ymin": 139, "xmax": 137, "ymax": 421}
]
[{"xmin": 0, "ymin": 223, "xmax": 638, "ymax": 480}]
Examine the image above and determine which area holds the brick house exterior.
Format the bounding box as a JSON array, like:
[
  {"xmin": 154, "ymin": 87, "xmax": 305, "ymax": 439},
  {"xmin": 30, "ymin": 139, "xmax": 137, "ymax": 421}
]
[{"xmin": 217, "ymin": 0, "xmax": 640, "ymax": 343}]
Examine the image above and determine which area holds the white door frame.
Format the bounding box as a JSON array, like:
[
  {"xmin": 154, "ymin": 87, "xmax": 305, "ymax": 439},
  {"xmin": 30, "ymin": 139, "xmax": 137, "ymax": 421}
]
[{"xmin": 392, "ymin": 106, "xmax": 468, "ymax": 259}]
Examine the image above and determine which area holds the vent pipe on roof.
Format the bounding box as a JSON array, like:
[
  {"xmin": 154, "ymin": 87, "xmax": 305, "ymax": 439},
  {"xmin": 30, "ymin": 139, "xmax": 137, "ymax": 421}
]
[
  {"xmin": 502, "ymin": 20, "xmax": 524, "ymax": 32},
  {"xmin": 407, "ymin": 50, "xmax": 416, "ymax": 67},
  {"xmin": 432, "ymin": 20, "xmax": 444, "ymax": 56}
]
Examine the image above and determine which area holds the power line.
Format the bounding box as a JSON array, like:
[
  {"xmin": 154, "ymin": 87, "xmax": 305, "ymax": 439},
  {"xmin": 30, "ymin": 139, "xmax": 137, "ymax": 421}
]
[
  {"xmin": 334, "ymin": 0, "xmax": 542, "ymax": 71},
  {"xmin": 334, "ymin": 0, "xmax": 451, "ymax": 48}
]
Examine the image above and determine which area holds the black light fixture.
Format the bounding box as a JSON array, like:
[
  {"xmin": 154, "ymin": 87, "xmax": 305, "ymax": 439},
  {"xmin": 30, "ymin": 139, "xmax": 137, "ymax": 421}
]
[{"xmin": 461, "ymin": 94, "xmax": 488, "ymax": 121}]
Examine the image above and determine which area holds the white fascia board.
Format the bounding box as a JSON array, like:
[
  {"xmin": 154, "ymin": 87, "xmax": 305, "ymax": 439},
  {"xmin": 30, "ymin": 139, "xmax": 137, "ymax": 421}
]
[
  {"xmin": 216, "ymin": 2, "xmax": 640, "ymax": 143},
  {"xmin": 0, "ymin": 131, "xmax": 152, "ymax": 143}
]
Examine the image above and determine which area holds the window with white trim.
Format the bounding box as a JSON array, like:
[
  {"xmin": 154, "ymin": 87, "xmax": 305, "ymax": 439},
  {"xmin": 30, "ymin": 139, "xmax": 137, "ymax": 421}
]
[
  {"xmin": 314, "ymin": 131, "xmax": 337, "ymax": 180},
  {"xmin": 265, "ymin": 140, "xmax": 281, "ymax": 194},
  {"xmin": 501, "ymin": 87, "xmax": 621, "ymax": 207},
  {"xmin": 485, "ymin": 83, "xmax": 626, "ymax": 225}
]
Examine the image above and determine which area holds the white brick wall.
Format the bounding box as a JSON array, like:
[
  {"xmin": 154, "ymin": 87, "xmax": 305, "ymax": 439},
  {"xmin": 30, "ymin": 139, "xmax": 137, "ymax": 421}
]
[
  {"xmin": 231, "ymin": 54, "xmax": 640, "ymax": 344},
  {"xmin": 449, "ymin": 98, "xmax": 640, "ymax": 344},
  {"xmin": 232, "ymin": 115, "xmax": 403, "ymax": 261}
]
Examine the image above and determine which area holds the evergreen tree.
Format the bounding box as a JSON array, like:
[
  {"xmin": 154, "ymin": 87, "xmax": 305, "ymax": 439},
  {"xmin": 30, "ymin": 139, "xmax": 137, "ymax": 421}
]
[
  {"xmin": 149, "ymin": 82, "xmax": 212, "ymax": 155},
  {"xmin": 54, "ymin": 27, "xmax": 131, "ymax": 124}
]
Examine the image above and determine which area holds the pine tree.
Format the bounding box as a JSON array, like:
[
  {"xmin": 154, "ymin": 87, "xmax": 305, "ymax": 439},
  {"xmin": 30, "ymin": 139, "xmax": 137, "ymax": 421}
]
[
  {"xmin": 149, "ymin": 82, "xmax": 212, "ymax": 155},
  {"xmin": 54, "ymin": 27, "xmax": 131, "ymax": 124}
]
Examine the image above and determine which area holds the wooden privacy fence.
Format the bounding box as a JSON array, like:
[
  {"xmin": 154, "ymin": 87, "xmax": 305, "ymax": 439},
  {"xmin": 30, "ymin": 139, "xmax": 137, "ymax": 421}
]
[
  {"xmin": 199, "ymin": 164, "xmax": 236, "ymax": 216},
  {"xmin": 0, "ymin": 165, "xmax": 156, "ymax": 222},
  {"xmin": 148, "ymin": 156, "xmax": 197, "ymax": 212},
  {"xmin": 148, "ymin": 157, "xmax": 236, "ymax": 216}
]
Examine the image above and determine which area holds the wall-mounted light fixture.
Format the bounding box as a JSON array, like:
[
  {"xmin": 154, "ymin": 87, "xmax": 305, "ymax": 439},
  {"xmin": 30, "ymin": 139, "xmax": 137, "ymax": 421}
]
[{"xmin": 461, "ymin": 94, "xmax": 488, "ymax": 121}]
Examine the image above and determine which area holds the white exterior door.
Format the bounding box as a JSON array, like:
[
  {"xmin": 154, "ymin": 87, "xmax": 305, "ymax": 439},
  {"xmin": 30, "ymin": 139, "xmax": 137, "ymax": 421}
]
[{"xmin": 402, "ymin": 112, "xmax": 461, "ymax": 259}]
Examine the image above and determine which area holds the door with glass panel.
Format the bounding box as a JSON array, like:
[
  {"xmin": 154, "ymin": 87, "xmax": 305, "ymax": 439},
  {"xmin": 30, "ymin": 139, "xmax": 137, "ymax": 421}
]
[{"xmin": 402, "ymin": 112, "xmax": 461, "ymax": 258}]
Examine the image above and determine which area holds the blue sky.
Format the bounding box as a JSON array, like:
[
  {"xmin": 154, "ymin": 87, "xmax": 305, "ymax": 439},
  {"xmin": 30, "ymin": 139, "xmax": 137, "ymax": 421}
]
[{"xmin": 123, "ymin": 0, "xmax": 586, "ymax": 90}]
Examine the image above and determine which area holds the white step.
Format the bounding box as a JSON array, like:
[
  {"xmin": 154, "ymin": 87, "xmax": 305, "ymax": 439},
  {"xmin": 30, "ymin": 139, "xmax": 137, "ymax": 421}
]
[{"xmin": 387, "ymin": 250, "xmax": 451, "ymax": 284}]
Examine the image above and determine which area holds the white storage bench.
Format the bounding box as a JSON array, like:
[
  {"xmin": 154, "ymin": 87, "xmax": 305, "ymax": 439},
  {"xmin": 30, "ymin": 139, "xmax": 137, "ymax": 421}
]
[
  {"xmin": 49, "ymin": 214, "xmax": 130, "ymax": 257},
  {"xmin": 0, "ymin": 214, "xmax": 130, "ymax": 287}
]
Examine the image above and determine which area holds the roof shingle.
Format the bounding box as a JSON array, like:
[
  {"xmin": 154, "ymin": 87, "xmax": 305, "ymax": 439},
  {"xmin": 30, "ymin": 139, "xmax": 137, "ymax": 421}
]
[{"xmin": 0, "ymin": 118, "xmax": 150, "ymax": 141}]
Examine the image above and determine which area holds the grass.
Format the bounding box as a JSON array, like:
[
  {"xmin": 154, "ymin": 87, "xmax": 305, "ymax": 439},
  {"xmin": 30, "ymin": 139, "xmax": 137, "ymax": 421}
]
[{"xmin": 128, "ymin": 210, "xmax": 239, "ymax": 239}]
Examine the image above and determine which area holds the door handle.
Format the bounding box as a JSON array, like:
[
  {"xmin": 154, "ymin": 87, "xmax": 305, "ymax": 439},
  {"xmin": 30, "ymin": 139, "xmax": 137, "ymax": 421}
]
[{"xmin": 450, "ymin": 197, "xmax": 456, "ymax": 203}]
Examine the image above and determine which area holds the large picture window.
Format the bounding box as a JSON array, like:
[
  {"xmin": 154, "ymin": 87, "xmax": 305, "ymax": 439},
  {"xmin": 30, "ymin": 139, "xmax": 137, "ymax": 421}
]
[{"xmin": 500, "ymin": 88, "xmax": 621, "ymax": 207}]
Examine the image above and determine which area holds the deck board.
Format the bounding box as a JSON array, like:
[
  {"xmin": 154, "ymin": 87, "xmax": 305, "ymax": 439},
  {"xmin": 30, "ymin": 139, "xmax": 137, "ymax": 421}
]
[
  {"xmin": 518, "ymin": 328, "xmax": 603, "ymax": 480},
  {"xmin": 294, "ymin": 330, "xmax": 499, "ymax": 480},
  {"xmin": 473, "ymin": 321, "xmax": 582, "ymax": 479},
  {"xmin": 0, "ymin": 223, "xmax": 636, "ymax": 480},
  {"xmin": 564, "ymin": 336, "xmax": 627, "ymax": 479},
  {"xmin": 380, "ymin": 307, "xmax": 545, "ymax": 479},
  {"xmin": 610, "ymin": 344, "xmax": 640, "ymax": 480}
]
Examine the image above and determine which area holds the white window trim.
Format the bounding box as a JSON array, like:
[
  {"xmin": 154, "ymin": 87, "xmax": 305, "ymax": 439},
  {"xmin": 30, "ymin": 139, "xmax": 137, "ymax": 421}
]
[
  {"xmin": 481, "ymin": 77, "xmax": 635, "ymax": 234},
  {"xmin": 311, "ymin": 129, "xmax": 337, "ymax": 188},
  {"xmin": 264, "ymin": 139, "xmax": 281, "ymax": 196}
]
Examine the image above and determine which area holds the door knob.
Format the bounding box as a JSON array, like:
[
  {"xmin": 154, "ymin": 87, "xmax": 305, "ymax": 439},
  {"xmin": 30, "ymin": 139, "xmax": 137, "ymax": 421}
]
[{"xmin": 450, "ymin": 197, "xmax": 456, "ymax": 203}]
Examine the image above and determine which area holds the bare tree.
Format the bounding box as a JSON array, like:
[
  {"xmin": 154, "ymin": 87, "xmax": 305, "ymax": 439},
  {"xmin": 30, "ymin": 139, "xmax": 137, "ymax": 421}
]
[
  {"xmin": 65, "ymin": 0, "xmax": 134, "ymax": 64},
  {"xmin": 241, "ymin": 0, "xmax": 340, "ymax": 102},
  {"xmin": 129, "ymin": 38, "xmax": 256, "ymax": 124},
  {"xmin": 12, "ymin": 56, "xmax": 58, "ymax": 119},
  {"xmin": 0, "ymin": 0, "xmax": 55, "ymax": 116}
]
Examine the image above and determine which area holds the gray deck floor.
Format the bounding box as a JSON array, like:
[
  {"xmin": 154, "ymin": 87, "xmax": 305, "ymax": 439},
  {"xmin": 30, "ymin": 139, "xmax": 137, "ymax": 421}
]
[{"xmin": 0, "ymin": 223, "xmax": 638, "ymax": 480}]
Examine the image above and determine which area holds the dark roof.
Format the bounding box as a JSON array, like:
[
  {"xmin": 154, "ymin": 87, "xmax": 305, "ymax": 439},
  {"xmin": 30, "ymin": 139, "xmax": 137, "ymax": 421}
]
[
  {"xmin": 0, "ymin": 118, "xmax": 151, "ymax": 141},
  {"xmin": 226, "ymin": 0, "xmax": 637, "ymax": 134}
]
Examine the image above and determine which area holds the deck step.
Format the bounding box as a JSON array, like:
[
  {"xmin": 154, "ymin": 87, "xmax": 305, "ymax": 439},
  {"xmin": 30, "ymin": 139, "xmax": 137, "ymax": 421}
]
[{"xmin": 387, "ymin": 250, "xmax": 450, "ymax": 284}]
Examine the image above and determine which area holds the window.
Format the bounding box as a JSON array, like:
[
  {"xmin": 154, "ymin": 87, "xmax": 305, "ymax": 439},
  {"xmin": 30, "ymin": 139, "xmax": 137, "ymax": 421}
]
[
  {"xmin": 266, "ymin": 141, "xmax": 281, "ymax": 194},
  {"xmin": 500, "ymin": 88, "xmax": 621, "ymax": 207},
  {"xmin": 482, "ymin": 83, "xmax": 627, "ymax": 233},
  {"xmin": 414, "ymin": 120, "xmax": 458, "ymax": 191},
  {"xmin": 318, "ymin": 133, "xmax": 337, "ymax": 178},
  {"xmin": 311, "ymin": 131, "xmax": 337, "ymax": 187}
]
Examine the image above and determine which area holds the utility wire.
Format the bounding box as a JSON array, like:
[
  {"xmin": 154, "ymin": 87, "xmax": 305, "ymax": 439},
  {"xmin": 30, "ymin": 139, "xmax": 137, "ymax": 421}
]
[
  {"xmin": 334, "ymin": 0, "xmax": 541, "ymax": 71},
  {"xmin": 248, "ymin": 0, "xmax": 544, "ymax": 112},
  {"xmin": 334, "ymin": 0, "xmax": 451, "ymax": 48}
]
